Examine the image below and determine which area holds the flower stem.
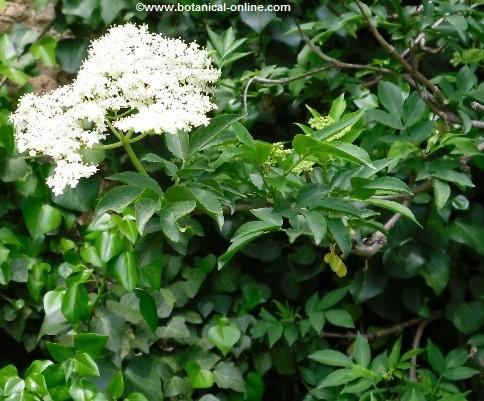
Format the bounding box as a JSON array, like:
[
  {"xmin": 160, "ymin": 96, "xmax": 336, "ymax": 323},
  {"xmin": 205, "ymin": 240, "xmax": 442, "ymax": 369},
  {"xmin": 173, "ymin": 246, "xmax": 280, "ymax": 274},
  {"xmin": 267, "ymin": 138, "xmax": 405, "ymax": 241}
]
[
  {"xmin": 122, "ymin": 140, "xmax": 148, "ymax": 175},
  {"xmin": 106, "ymin": 120, "xmax": 148, "ymax": 175}
]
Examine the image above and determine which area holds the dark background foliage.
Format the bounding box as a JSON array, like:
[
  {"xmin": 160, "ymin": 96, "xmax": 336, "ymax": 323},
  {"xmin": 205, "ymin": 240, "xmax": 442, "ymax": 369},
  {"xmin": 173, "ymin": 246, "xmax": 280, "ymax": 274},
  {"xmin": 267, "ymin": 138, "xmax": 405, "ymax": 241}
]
[{"xmin": 0, "ymin": 1, "xmax": 483, "ymax": 401}]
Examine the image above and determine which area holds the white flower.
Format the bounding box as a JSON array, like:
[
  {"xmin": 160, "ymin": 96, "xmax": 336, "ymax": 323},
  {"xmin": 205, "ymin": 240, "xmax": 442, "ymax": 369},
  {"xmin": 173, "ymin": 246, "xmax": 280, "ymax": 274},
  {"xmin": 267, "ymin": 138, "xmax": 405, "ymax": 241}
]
[
  {"xmin": 74, "ymin": 24, "xmax": 220, "ymax": 135},
  {"xmin": 10, "ymin": 24, "xmax": 220, "ymax": 194},
  {"xmin": 47, "ymin": 160, "xmax": 98, "ymax": 196}
]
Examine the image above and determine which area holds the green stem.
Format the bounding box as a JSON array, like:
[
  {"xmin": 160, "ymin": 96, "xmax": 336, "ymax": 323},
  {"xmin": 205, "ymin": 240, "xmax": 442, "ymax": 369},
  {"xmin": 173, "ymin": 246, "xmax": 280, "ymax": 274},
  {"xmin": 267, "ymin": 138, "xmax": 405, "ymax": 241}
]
[
  {"xmin": 94, "ymin": 131, "xmax": 150, "ymax": 150},
  {"xmin": 123, "ymin": 140, "xmax": 148, "ymax": 175},
  {"xmin": 106, "ymin": 120, "xmax": 148, "ymax": 175}
]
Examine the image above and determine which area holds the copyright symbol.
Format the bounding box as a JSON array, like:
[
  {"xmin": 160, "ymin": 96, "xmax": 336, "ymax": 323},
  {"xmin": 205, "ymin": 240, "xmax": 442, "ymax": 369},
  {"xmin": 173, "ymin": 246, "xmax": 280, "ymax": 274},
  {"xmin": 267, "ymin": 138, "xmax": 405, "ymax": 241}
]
[{"xmin": 135, "ymin": 2, "xmax": 144, "ymax": 11}]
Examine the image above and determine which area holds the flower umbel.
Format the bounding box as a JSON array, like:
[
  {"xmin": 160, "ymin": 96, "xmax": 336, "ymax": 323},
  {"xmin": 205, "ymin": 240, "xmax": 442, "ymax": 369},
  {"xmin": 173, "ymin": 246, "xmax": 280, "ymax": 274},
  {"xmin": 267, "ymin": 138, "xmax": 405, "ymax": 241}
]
[{"xmin": 10, "ymin": 24, "xmax": 220, "ymax": 195}]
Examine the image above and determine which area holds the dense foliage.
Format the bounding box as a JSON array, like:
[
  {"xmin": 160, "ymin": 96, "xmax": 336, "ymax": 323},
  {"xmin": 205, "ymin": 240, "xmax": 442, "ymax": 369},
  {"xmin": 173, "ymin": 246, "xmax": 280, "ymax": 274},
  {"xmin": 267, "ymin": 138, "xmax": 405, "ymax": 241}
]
[{"xmin": 0, "ymin": 1, "xmax": 483, "ymax": 401}]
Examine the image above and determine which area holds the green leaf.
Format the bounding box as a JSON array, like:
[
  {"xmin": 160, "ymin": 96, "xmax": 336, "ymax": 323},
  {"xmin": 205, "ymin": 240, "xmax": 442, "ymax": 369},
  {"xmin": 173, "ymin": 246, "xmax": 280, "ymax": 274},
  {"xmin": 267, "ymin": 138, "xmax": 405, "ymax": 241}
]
[
  {"xmin": 186, "ymin": 361, "xmax": 214, "ymax": 389},
  {"xmin": 74, "ymin": 333, "xmax": 107, "ymax": 357},
  {"xmin": 106, "ymin": 372, "xmax": 125, "ymax": 400},
  {"xmin": 445, "ymin": 349, "xmax": 467, "ymax": 369},
  {"xmin": 125, "ymin": 394, "xmax": 149, "ymax": 401},
  {"xmin": 293, "ymin": 135, "xmax": 373, "ymax": 167},
  {"xmin": 378, "ymin": 81, "xmax": 404, "ymax": 118},
  {"xmin": 318, "ymin": 368, "xmax": 359, "ymax": 388},
  {"xmin": 306, "ymin": 210, "xmax": 327, "ymax": 245},
  {"xmin": 366, "ymin": 199, "xmax": 420, "ymax": 226},
  {"xmin": 208, "ymin": 324, "xmax": 241, "ymax": 356},
  {"xmin": 124, "ymin": 357, "xmax": 163, "ymax": 401},
  {"xmin": 244, "ymin": 372, "xmax": 264, "ymax": 401},
  {"xmin": 403, "ymin": 92, "xmax": 426, "ymax": 127},
  {"xmin": 442, "ymin": 367, "xmax": 478, "ymax": 381},
  {"xmin": 327, "ymin": 219, "xmax": 352, "ymax": 256},
  {"xmin": 22, "ymin": 200, "xmax": 62, "ymax": 239},
  {"xmin": 56, "ymin": 38, "xmax": 89, "ymax": 73},
  {"xmin": 45, "ymin": 342, "xmax": 74, "ymax": 362},
  {"xmin": 368, "ymin": 109, "xmax": 403, "ymax": 129},
  {"xmin": 62, "ymin": 282, "xmax": 89, "ymax": 323},
  {"xmin": 426, "ymin": 340, "xmax": 445, "ymax": 374},
  {"xmin": 433, "ymin": 179, "xmax": 451, "ymax": 209},
  {"xmin": 100, "ymin": 0, "xmax": 126, "ymax": 24},
  {"xmin": 95, "ymin": 231, "xmax": 123, "ymax": 263},
  {"xmin": 353, "ymin": 334, "xmax": 371, "ymax": 368},
  {"xmin": 53, "ymin": 176, "xmax": 101, "ymax": 212},
  {"xmin": 72, "ymin": 353, "xmax": 100, "ymax": 377},
  {"xmin": 319, "ymin": 288, "xmax": 348, "ymax": 310},
  {"xmin": 0, "ymin": 65, "xmax": 29, "ymax": 85},
  {"xmin": 313, "ymin": 111, "xmax": 363, "ymax": 141},
  {"xmin": 30, "ymin": 36, "xmax": 56, "ymax": 66},
  {"xmin": 108, "ymin": 172, "xmax": 163, "ymax": 196},
  {"xmin": 308, "ymin": 312, "xmax": 325, "ymax": 333},
  {"xmin": 329, "ymin": 93, "xmax": 346, "ymax": 120},
  {"xmin": 309, "ymin": 350, "xmax": 352, "ymax": 367},
  {"xmin": 112, "ymin": 252, "xmax": 139, "ymax": 292},
  {"xmin": 218, "ymin": 221, "xmax": 281, "ymax": 269},
  {"xmin": 213, "ymin": 362, "xmax": 245, "ymax": 392},
  {"xmin": 134, "ymin": 198, "xmax": 159, "ymax": 235},
  {"xmin": 165, "ymin": 131, "xmax": 189, "ymax": 159},
  {"xmin": 188, "ymin": 114, "xmax": 245, "ymax": 157},
  {"xmin": 159, "ymin": 200, "xmax": 197, "ymax": 244},
  {"xmin": 189, "ymin": 186, "xmax": 224, "ymax": 230},
  {"xmin": 94, "ymin": 185, "xmax": 145, "ymax": 217},
  {"xmin": 433, "ymin": 170, "xmax": 474, "ymax": 187},
  {"xmin": 240, "ymin": 10, "xmax": 276, "ymax": 32},
  {"xmin": 136, "ymin": 290, "xmax": 158, "ymax": 332},
  {"xmin": 325, "ymin": 309, "xmax": 354, "ymax": 328}
]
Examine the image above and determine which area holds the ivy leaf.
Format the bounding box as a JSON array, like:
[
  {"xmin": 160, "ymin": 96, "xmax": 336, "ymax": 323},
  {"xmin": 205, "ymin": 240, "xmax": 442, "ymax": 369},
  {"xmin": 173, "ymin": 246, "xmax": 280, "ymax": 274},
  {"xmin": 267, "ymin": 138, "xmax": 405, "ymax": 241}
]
[
  {"xmin": 106, "ymin": 371, "xmax": 125, "ymax": 400},
  {"xmin": 213, "ymin": 362, "xmax": 245, "ymax": 392},
  {"xmin": 186, "ymin": 361, "xmax": 214, "ymax": 389},
  {"xmin": 208, "ymin": 324, "xmax": 241, "ymax": 356},
  {"xmin": 111, "ymin": 252, "xmax": 139, "ymax": 292},
  {"xmin": 136, "ymin": 290, "xmax": 158, "ymax": 332},
  {"xmin": 22, "ymin": 200, "xmax": 62, "ymax": 239},
  {"xmin": 71, "ymin": 353, "xmax": 100, "ymax": 377},
  {"xmin": 61, "ymin": 282, "xmax": 89, "ymax": 323},
  {"xmin": 74, "ymin": 333, "xmax": 107, "ymax": 357}
]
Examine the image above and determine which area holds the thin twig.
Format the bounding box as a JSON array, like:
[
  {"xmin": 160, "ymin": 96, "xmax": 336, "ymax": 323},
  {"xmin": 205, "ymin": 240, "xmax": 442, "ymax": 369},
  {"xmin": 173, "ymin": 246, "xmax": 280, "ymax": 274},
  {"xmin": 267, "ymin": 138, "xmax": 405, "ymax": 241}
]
[
  {"xmin": 353, "ymin": 181, "xmax": 432, "ymax": 258},
  {"xmin": 355, "ymin": 1, "xmax": 484, "ymax": 130},
  {"xmin": 243, "ymin": 66, "xmax": 329, "ymax": 114},
  {"xmin": 321, "ymin": 310, "xmax": 442, "ymax": 340},
  {"xmin": 409, "ymin": 319, "xmax": 429, "ymax": 381},
  {"xmin": 355, "ymin": 0, "xmax": 444, "ymax": 102},
  {"xmin": 296, "ymin": 22, "xmax": 395, "ymax": 75}
]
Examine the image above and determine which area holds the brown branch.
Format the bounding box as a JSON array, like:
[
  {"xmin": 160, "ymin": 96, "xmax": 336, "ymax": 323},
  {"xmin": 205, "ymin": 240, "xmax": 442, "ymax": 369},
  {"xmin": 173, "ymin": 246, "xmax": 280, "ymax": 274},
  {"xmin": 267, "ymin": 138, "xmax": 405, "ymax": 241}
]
[
  {"xmin": 353, "ymin": 181, "xmax": 432, "ymax": 258},
  {"xmin": 471, "ymin": 101, "xmax": 484, "ymax": 112},
  {"xmin": 321, "ymin": 310, "xmax": 442, "ymax": 340},
  {"xmin": 355, "ymin": 0, "xmax": 444, "ymax": 103},
  {"xmin": 296, "ymin": 22, "xmax": 395, "ymax": 76},
  {"xmin": 409, "ymin": 319, "xmax": 429, "ymax": 381},
  {"xmin": 355, "ymin": 1, "xmax": 484, "ymax": 130}
]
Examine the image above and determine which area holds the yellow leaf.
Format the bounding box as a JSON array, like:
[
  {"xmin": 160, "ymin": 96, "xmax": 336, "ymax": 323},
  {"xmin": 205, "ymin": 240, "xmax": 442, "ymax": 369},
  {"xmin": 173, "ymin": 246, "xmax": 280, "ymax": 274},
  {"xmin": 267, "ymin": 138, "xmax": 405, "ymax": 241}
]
[{"xmin": 324, "ymin": 252, "xmax": 347, "ymax": 277}]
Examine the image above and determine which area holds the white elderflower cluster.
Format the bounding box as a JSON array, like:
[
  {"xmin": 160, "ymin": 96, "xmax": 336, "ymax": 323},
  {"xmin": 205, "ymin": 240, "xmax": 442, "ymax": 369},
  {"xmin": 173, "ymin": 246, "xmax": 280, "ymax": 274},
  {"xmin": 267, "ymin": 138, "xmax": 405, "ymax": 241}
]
[{"xmin": 10, "ymin": 24, "xmax": 220, "ymax": 195}]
